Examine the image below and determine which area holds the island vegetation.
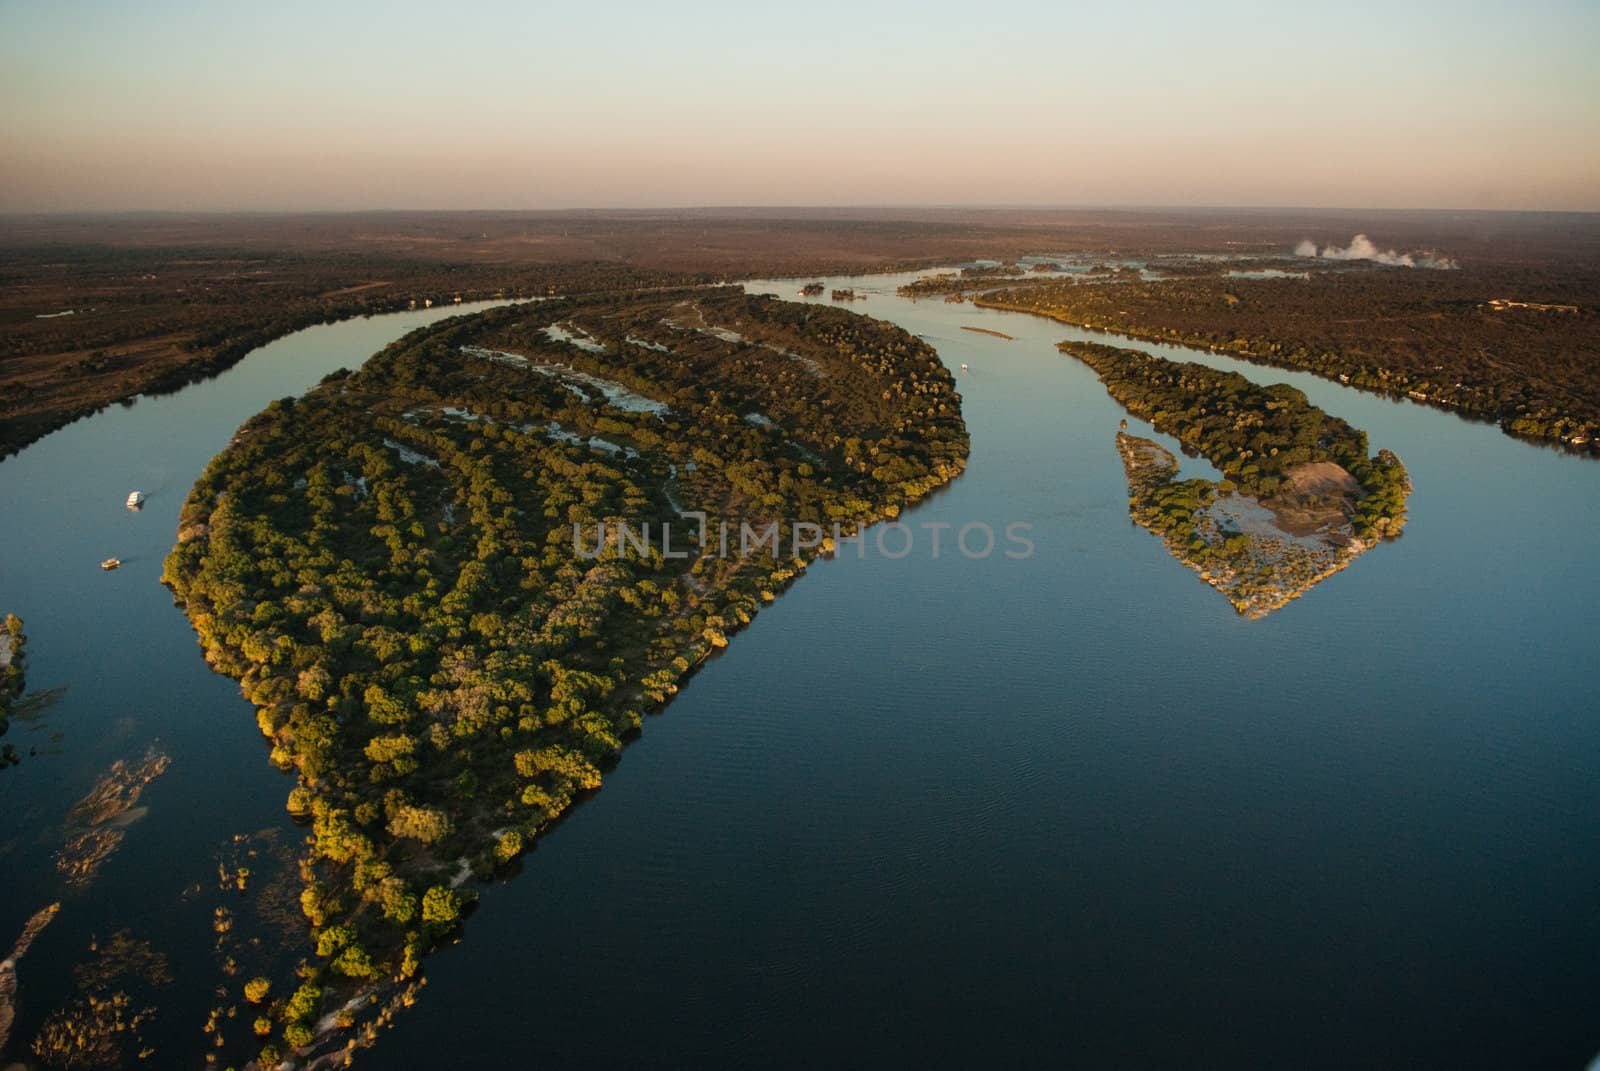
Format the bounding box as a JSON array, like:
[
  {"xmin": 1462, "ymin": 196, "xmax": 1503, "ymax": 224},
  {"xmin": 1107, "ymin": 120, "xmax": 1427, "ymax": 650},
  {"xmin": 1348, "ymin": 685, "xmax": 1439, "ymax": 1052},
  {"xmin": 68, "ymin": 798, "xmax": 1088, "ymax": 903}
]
[
  {"xmin": 896, "ymin": 263, "xmax": 1028, "ymax": 299},
  {"xmin": 0, "ymin": 903, "xmax": 62, "ymax": 1060},
  {"xmin": 0, "ymin": 212, "xmax": 1037, "ymax": 460},
  {"xmin": 0, "ymin": 254, "xmax": 701, "ymax": 460},
  {"xmin": 1, "ymin": 614, "xmax": 27, "ymax": 768},
  {"xmin": 1063, "ymin": 341, "xmax": 1411, "ymax": 616},
  {"xmin": 983, "ymin": 268, "xmax": 1600, "ymax": 452},
  {"xmin": 6, "ymin": 210, "xmax": 1595, "ymax": 460},
  {"xmin": 161, "ymin": 287, "xmax": 968, "ymax": 1065}
]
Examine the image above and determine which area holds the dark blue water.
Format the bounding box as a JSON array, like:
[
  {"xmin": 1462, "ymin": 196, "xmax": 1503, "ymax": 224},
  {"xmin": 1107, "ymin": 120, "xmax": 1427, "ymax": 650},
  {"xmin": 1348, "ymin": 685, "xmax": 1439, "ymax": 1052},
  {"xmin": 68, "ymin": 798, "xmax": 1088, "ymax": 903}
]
[
  {"xmin": 0, "ymin": 303, "xmax": 505, "ymax": 1060},
  {"xmin": 3, "ymin": 277, "xmax": 1598, "ymax": 1069},
  {"xmin": 381, "ymin": 274, "xmax": 1600, "ymax": 1070}
]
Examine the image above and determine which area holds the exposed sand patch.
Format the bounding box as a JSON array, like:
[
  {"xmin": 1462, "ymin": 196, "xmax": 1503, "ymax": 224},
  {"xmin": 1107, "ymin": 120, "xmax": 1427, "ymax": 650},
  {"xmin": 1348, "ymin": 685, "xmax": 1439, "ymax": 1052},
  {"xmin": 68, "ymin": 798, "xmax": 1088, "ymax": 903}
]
[
  {"xmin": 1263, "ymin": 460, "xmax": 1360, "ymax": 537},
  {"xmin": 1285, "ymin": 460, "xmax": 1360, "ymax": 497},
  {"xmin": 1115, "ymin": 432, "xmax": 1373, "ymax": 618}
]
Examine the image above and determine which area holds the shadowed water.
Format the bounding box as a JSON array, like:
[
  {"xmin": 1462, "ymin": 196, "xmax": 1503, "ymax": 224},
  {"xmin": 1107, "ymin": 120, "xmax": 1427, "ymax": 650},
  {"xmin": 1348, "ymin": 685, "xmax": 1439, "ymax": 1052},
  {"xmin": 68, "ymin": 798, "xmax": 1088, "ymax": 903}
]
[
  {"xmin": 380, "ymin": 272, "xmax": 1600, "ymax": 1069},
  {"xmin": 0, "ymin": 303, "xmax": 506, "ymax": 1060},
  {"xmin": 2, "ymin": 276, "xmax": 1598, "ymax": 1069}
]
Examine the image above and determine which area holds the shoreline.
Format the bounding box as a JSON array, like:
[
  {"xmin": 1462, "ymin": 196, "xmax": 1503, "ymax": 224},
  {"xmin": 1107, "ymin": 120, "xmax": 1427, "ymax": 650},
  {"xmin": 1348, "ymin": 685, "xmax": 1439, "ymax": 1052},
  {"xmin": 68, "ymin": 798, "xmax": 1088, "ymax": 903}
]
[
  {"xmin": 973, "ymin": 292, "xmax": 1600, "ymax": 459},
  {"xmin": 160, "ymin": 290, "xmax": 970, "ymax": 1067},
  {"xmin": 1114, "ymin": 432, "xmax": 1373, "ymax": 619}
]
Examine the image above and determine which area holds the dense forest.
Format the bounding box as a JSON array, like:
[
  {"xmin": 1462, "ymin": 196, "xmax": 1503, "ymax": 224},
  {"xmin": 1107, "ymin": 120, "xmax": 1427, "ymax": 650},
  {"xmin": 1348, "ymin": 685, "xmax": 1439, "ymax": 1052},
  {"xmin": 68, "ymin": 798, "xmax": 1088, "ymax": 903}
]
[
  {"xmin": 897, "ymin": 264, "xmax": 1031, "ymax": 297},
  {"xmin": 0, "ymin": 251, "xmax": 709, "ymax": 458},
  {"xmin": 8, "ymin": 210, "xmax": 1596, "ymax": 459},
  {"xmin": 982, "ymin": 267, "xmax": 1600, "ymax": 452},
  {"xmin": 0, "ymin": 211, "xmax": 1239, "ymax": 460},
  {"xmin": 162, "ymin": 288, "xmax": 968, "ymax": 1066},
  {"xmin": 1064, "ymin": 340, "xmax": 1411, "ymax": 543},
  {"xmin": 1060, "ymin": 340, "xmax": 1411, "ymax": 616}
]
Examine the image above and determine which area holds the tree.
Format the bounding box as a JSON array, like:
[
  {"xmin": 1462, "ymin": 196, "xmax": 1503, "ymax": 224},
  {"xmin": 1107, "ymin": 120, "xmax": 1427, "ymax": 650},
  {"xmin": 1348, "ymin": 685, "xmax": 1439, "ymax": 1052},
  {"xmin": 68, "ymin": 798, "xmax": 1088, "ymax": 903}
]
[
  {"xmin": 494, "ymin": 829, "xmax": 523, "ymax": 863},
  {"xmin": 421, "ymin": 885, "xmax": 461, "ymax": 928},
  {"xmin": 387, "ymin": 804, "xmax": 453, "ymax": 845}
]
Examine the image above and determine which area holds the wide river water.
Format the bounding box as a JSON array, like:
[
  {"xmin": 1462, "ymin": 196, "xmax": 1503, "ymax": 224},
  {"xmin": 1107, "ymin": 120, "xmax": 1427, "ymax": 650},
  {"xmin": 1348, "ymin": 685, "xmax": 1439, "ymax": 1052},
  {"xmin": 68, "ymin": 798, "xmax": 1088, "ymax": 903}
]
[{"xmin": 2, "ymin": 275, "xmax": 1598, "ymax": 1068}]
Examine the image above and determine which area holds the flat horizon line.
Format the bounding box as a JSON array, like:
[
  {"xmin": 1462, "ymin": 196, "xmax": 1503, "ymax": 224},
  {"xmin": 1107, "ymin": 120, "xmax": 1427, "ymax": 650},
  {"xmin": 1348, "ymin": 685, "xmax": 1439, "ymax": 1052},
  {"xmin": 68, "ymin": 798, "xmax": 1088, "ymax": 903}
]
[{"xmin": 2, "ymin": 203, "xmax": 1598, "ymax": 220}]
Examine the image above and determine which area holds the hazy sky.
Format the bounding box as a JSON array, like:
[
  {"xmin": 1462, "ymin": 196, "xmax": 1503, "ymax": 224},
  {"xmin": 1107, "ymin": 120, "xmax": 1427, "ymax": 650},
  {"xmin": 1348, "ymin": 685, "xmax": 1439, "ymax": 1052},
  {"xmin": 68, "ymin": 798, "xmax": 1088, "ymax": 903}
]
[{"xmin": 1, "ymin": 0, "xmax": 1595, "ymax": 212}]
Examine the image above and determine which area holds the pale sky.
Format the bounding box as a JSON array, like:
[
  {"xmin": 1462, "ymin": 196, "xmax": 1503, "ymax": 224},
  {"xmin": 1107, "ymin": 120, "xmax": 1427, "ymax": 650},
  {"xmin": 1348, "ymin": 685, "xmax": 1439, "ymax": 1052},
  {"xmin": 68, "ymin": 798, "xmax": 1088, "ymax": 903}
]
[{"xmin": 1, "ymin": 0, "xmax": 1595, "ymax": 212}]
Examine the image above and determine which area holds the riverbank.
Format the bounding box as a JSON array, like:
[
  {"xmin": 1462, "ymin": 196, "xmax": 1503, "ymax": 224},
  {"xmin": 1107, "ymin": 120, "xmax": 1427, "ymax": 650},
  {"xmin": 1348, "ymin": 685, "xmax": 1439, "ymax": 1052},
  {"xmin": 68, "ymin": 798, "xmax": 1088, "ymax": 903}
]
[
  {"xmin": 974, "ymin": 278, "xmax": 1600, "ymax": 456},
  {"xmin": 161, "ymin": 288, "xmax": 969, "ymax": 1065},
  {"xmin": 0, "ymin": 616, "xmax": 25, "ymax": 768},
  {"xmin": 1114, "ymin": 432, "xmax": 1370, "ymax": 618},
  {"xmin": 0, "ymin": 299, "xmax": 526, "ymax": 1070},
  {"xmin": 1058, "ymin": 334, "xmax": 1409, "ymax": 617},
  {"xmin": 0, "ymin": 281, "xmax": 580, "ymax": 461},
  {"xmin": 6, "ymin": 259, "xmax": 1600, "ymax": 1069}
]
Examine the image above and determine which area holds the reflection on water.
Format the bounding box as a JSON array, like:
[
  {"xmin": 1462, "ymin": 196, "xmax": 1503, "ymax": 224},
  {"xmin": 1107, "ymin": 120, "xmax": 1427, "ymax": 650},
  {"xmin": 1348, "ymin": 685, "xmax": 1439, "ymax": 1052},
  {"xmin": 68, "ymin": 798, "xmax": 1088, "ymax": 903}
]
[
  {"xmin": 380, "ymin": 271, "xmax": 1600, "ymax": 1070},
  {"xmin": 0, "ymin": 303, "xmax": 506, "ymax": 1063},
  {"xmin": 3, "ymin": 278, "xmax": 1600, "ymax": 1068}
]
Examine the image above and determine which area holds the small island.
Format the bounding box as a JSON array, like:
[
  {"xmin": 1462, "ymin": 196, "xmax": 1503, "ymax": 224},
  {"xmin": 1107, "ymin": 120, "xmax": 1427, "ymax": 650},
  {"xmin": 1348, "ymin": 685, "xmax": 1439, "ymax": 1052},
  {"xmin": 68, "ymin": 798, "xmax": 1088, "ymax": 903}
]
[
  {"xmin": 897, "ymin": 263, "xmax": 1028, "ymax": 300},
  {"xmin": 163, "ymin": 287, "xmax": 968, "ymax": 1065},
  {"xmin": 979, "ymin": 268, "xmax": 1600, "ymax": 455},
  {"xmin": 1063, "ymin": 341, "xmax": 1411, "ymax": 617},
  {"xmin": 0, "ymin": 614, "xmax": 25, "ymax": 768}
]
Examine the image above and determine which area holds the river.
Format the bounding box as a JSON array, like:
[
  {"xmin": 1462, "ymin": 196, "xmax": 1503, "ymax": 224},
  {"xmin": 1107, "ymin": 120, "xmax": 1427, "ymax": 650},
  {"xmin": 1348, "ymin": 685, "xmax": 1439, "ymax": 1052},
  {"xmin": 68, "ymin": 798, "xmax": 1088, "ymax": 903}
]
[
  {"xmin": 0, "ymin": 303, "xmax": 508, "ymax": 1061},
  {"xmin": 2, "ymin": 275, "xmax": 1599, "ymax": 1069}
]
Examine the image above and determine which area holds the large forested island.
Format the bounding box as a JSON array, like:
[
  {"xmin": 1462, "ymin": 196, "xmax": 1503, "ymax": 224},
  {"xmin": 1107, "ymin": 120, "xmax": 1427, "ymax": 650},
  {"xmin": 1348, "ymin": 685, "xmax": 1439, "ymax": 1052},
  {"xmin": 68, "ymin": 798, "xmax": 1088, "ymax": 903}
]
[
  {"xmin": 160, "ymin": 287, "xmax": 967, "ymax": 1065},
  {"xmin": 1063, "ymin": 341, "xmax": 1411, "ymax": 617}
]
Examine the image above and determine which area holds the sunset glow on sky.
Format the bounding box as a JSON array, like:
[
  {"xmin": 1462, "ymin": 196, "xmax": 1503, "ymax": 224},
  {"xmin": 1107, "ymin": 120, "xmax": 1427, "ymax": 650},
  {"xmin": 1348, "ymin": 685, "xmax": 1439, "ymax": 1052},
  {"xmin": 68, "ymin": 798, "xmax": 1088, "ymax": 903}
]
[{"xmin": 2, "ymin": 0, "xmax": 1595, "ymax": 212}]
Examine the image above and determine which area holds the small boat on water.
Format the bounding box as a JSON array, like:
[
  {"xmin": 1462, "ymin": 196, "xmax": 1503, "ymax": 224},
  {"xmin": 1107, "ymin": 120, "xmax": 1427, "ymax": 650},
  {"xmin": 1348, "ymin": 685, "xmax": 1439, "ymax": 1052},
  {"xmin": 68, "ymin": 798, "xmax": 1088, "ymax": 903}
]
[
  {"xmin": 960, "ymin": 363, "xmax": 969, "ymax": 370},
  {"xmin": 126, "ymin": 491, "xmax": 145, "ymax": 509},
  {"xmin": 101, "ymin": 558, "xmax": 121, "ymax": 571}
]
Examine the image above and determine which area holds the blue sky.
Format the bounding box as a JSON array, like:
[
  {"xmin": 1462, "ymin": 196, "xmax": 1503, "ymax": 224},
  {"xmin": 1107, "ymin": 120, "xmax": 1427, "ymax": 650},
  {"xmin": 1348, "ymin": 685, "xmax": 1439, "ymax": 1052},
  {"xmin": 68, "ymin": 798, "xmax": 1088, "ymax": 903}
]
[{"xmin": 1, "ymin": 0, "xmax": 1595, "ymax": 210}]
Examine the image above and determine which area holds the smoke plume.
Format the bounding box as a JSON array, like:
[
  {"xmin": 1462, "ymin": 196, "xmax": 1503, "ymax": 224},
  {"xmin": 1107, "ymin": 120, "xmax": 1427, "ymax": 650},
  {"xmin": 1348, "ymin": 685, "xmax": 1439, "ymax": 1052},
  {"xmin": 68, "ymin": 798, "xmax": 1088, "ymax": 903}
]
[{"xmin": 1293, "ymin": 234, "xmax": 1458, "ymax": 270}]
